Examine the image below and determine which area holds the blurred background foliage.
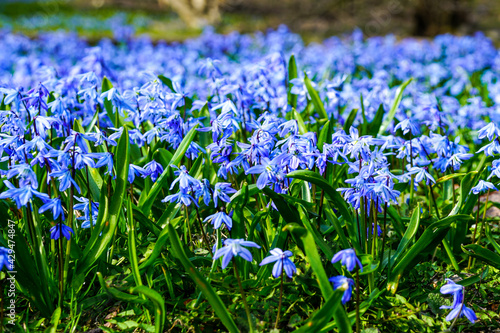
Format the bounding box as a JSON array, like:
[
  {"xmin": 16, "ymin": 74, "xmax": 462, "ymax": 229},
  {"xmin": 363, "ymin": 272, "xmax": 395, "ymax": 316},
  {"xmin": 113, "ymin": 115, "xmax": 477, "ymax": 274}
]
[{"xmin": 1, "ymin": 0, "xmax": 500, "ymax": 43}]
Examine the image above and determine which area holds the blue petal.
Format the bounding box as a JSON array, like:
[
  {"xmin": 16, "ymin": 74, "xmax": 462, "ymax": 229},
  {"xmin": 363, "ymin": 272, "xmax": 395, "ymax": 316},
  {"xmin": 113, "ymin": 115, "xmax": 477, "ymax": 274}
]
[
  {"xmin": 272, "ymin": 260, "xmax": 283, "ymax": 278},
  {"xmin": 221, "ymin": 251, "xmax": 234, "ymax": 269}
]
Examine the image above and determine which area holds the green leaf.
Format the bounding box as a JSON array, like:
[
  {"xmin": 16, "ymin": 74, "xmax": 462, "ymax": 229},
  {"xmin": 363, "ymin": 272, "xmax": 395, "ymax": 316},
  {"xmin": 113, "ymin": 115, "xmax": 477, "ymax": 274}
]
[
  {"xmin": 387, "ymin": 214, "xmax": 472, "ymax": 294},
  {"xmin": 286, "ymin": 170, "xmax": 353, "ymax": 226},
  {"xmin": 297, "ymin": 205, "xmax": 336, "ymax": 264},
  {"xmin": 462, "ymin": 244, "xmax": 500, "ymax": 270},
  {"xmin": 367, "ymin": 104, "xmax": 385, "ymax": 136},
  {"xmin": 388, "ymin": 204, "xmax": 420, "ymax": 268},
  {"xmin": 127, "ymin": 198, "xmax": 142, "ymax": 287},
  {"xmin": 317, "ymin": 120, "xmax": 330, "ymax": 152},
  {"xmin": 288, "ymin": 54, "xmax": 298, "ymax": 109},
  {"xmin": 74, "ymin": 128, "xmax": 129, "ymax": 289},
  {"xmin": 378, "ymin": 78, "xmax": 412, "ymax": 135},
  {"xmin": 158, "ymin": 75, "xmax": 175, "ymax": 92},
  {"xmin": 343, "ymin": 108, "xmax": 358, "ymax": 133},
  {"xmin": 130, "ymin": 286, "xmax": 168, "ymax": 333},
  {"xmin": 167, "ymin": 223, "xmax": 239, "ymax": 333},
  {"xmin": 44, "ymin": 307, "xmax": 61, "ymax": 333},
  {"xmin": 101, "ymin": 77, "xmax": 121, "ymax": 128},
  {"xmin": 97, "ymin": 272, "xmax": 147, "ymax": 304},
  {"xmin": 284, "ymin": 222, "xmax": 352, "ymax": 332},
  {"xmin": 435, "ymin": 173, "xmax": 466, "ymax": 184},
  {"xmin": 485, "ymin": 223, "xmax": 500, "ymax": 254},
  {"xmin": 139, "ymin": 125, "xmax": 198, "ymax": 215},
  {"xmin": 294, "ymin": 289, "xmax": 345, "ymax": 333},
  {"xmin": 11, "ymin": 218, "xmax": 53, "ymax": 317},
  {"xmin": 293, "ymin": 109, "xmax": 308, "ymax": 135},
  {"xmin": 323, "ymin": 202, "xmax": 353, "ymax": 250},
  {"xmin": 304, "ymin": 73, "xmax": 328, "ymax": 120},
  {"xmin": 386, "ymin": 206, "xmax": 405, "ymax": 238}
]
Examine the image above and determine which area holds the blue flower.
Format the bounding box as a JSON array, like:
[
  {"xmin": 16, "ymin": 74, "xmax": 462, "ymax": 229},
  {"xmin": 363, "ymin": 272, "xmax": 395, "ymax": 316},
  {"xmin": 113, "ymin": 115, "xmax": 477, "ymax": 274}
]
[
  {"xmin": 197, "ymin": 179, "xmax": 213, "ymax": 206},
  {"xmin": 394, "ymin": 118, "xmax": 421, "ymax": 136},
  {"xmin": 128, "ymin": 164, "xmax": 147, "ymax": 184},
  {"xmin": 331, "ymin": 248, "xmax": 363, "ymax": 272},
  {"xmin": 50, "ymin": 223, "xmax": 74, "ymax": 241},
  {"xmin": 329, "ymin": 275, "xmax": 355, "ymax": 304},
  {"xmin": 162, "ymin": 188, "xmax": 198, "ymax": 207},
  {"xmin": 39, "ymin": 197, "xmax": 65, "ymax": 221},
  {"xmin": 0, "ymin": 247, "xmax": 13, "ymax": 271},
  {"xmin": 88, "ymin": 152, "xmax": 114, "ymax": 176},
  {"xmin": 0, "ymin": 180, "xmax": 48, "ymax": 208},
  {"xmin": 49, "ymin": 167, "xmax": 81, "ymax": 193},
  {"xmin": 471, "ymin": 180, "xmax": 497, "ymax": 195},
  {"xmin": 203, "ymin": 211, "xmax": 233, "ymax": 230},
  {"xmin": 440, "ymin": 279, "xmax": 476, "ymax": 324},
  {"xmin": 213, "ymin": 182, "xmax": 236, "ymax": 207},
  {"xmin": 478, "ymin": 122, "xmax": 500, "ymax": 141},
  {"xmin": 169, "ymin": 165, "xmax": 200, "ymax": 191},
  {"xmin": 246, "ymin": 156, "xmax": 285, "ymax": 189},
  {"xmin": 259, "ymin": 248, "xmax": 297, "ymax": 278},
  {"xmin": 143, "ymin": 160, "xmax": 164, "ymax": 183},
  {"xmin": 213, "ymin": 238, "xmax": 261, "ymax": 269},
  {"xmin": 406, "ymin": 166, "xmax": 436, "ymax": 186}
]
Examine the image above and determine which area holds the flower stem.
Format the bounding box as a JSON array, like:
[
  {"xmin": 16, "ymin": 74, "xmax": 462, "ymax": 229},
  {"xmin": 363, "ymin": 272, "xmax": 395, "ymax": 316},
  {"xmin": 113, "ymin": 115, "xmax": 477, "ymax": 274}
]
[
  {"xmin": 468, "ymin": 195, "xmax": 481, "ymax": 270},
  {"xmin": 476, "ymin": 189, "xmax": 490, "ymax": 244},
  {"xmin": 58, "ymin": 231, "xmax": 64, "ymax": 308},
  {"xmin": 473, "ymin": 190, "xmax": 491, "ymax": 268},
  {"xmin": 379, "ymin": 202, "xmax": 388, "ymax": 266},
  {"xmin": 193, "ymin": 204, "xmax": 212, "ymax": 254},
  {"xmin": 356, "ymin": 268, "xmax": 360, "ymax": 333},
  {"xmin": 275, "ymin": 267, "xmax": 284, "ymax": 329},
  {"xmin": 233, "ymin": 261, "xmax": 253, "ymax": 333}
]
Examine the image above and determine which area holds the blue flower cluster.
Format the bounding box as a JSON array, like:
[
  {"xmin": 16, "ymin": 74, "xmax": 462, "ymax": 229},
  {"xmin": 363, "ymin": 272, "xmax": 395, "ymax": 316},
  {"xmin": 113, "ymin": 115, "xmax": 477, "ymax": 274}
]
[{"xmin": 0, "ymin": 27, "xmax": 498, "ymax": 325}]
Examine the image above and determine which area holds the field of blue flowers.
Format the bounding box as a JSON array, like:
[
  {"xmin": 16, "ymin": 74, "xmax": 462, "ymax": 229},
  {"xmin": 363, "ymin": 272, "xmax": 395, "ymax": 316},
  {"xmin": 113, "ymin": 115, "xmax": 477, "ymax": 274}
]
[{"xmin": 2, "ymin": 25, "xmax": 500, "ymax": 332}]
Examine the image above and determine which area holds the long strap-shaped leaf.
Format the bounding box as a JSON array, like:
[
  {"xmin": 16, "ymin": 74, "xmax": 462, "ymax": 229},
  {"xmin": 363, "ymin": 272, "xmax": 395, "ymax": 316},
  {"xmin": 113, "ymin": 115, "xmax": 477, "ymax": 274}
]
[
  {"xmin": 387, "ymin": 214, "xmax": 473, "ymax": 293},
  {"xmin": 387, "ymin": 204, "xmax": 420, "ymax": 268},
  {"xmin": 167, "ymin": 223, "xmax": 239, "ymax": 333},
  {"xmin": 284, "ymin": 222, "xmax": 352, "ymax": 332},
  {"xmin": 286, "ymin": 170, "xmax": 354, "ymax": 229},
  {"xmin": 378, "ymin": 78, "xmax": 412, "ymax": 135},
  {"xmin": 287, "ymin": 54, "xmax": 298, "ymax": 109},
  {"xmin": 139, "ymin": 125, "xmax": 198, "ymax": 215},
  {"xmin": 131, "ymin": 285, "xmax": 168, "ymax": 333},
  {"xmin": 294, "ymin": 289, "xmax": 345, "ymax": 333},
  {"xmin": 73, "ymin": 128, "xmax": 129, "ymax": 289},
  {"xmin": 462, "ymin": 244, "xmax": 500, "ymax": 270},
  {"xmin": 304, "ymin": 73, "xmax": 328, "ymax": 120}
]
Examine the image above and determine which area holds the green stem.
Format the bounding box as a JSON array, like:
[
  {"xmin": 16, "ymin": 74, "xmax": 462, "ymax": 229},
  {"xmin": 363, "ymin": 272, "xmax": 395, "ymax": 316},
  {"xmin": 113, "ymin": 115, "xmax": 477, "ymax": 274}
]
[
  {"xmin": 442, "ymin": 238, "xmax": 459, "ymax": 271},
  {"xmin": 409, "ymin": 135, "xmax": 414, "ymax": 207},
  {"xmin": 379, "ymin": 202, "xmax": 388, "ymax": 266},
  {"xmin": 194, "ymin": 203, "xmax": 212, "ymax": 254},
  {"xmin": 476, "ymin": 190, "xmax": 490, "ymax": 245},
  {"xmin": 233, "ymin": 261, "xmax": 253, "ymax": 333},
  {"xmin": 356, "ymin": 268, "xmax": 360, "ymax": 333},
  {"xmin": 185, "ymin": 205, "xmax": 192, "ymax": 246},
  {"xmin": 468, "ymin": 195, "xmax": 480, "ymax": 270},
  {"xmin": 274, "ymin": 268, "xmax": 284, "ymax": 329},
  {"xmin": 58, "ymin": 231, "xmax": 64, "ymax": 307}
]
